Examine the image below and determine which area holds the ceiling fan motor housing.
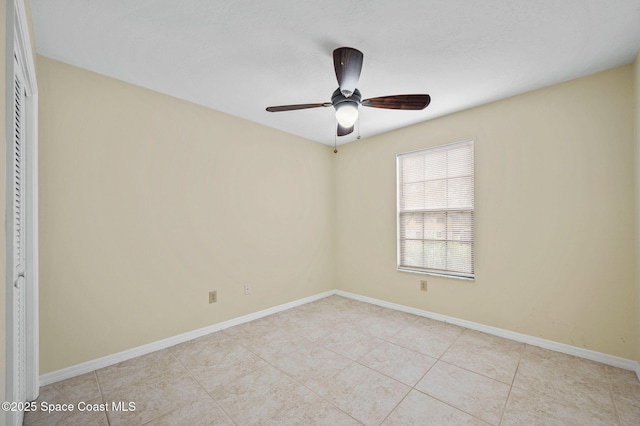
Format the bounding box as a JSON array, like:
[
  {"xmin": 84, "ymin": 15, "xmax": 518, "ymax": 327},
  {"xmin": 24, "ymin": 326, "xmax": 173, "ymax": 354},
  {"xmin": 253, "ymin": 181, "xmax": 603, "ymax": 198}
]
[{"xmin": 331, "ymin": 88, "xmax": 361, "ymax": 108}]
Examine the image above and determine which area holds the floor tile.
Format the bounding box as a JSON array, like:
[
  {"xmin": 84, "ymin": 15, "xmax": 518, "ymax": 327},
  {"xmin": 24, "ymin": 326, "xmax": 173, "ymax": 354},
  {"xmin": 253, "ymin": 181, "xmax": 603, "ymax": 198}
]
[
  {"xmin": 502, "ymin": 385, "xmax": 614, "ymax": 426},
  {"xmin": 208, "ymin": 364, "xmax": 310, "ymax": 425},
  {"xmin": 441, "ymin": 329, "xmax": 523, "ymax": 384},
  {"xmin": 609, "ymin": 368, "xmax": 640, "ymax": 425},
  {"xmin": 316, "ymin": 322, "xmax": 384, "ymax": 360},
  {"xmin": 383, "ymin": 390, "xmax": 488, "ymax": 425},
  {"xmin": 142, "ymin": 394, "xmax": 233, "ymax": 426},
  {"xmin": 276, "ymin": 312, "xmax": 338, "ymax": 342},
  {"xmin": 413, "ymin": 316, "xmax": 466, "ymax": 338},
  {"xmin": 253, "ymin": 338, "xmax": 351, "ymax": 390},
  {"xmin": 23, "ymin": 372, "xmax": 102, "ymax": 424},
  {"xmin": 221, "ymin": 316, "xmax": 301, "ymax": 351},
  {"xmin": 96, "ymin": 349, "xmax": 184, "ymax": 395},
  {"xmin": 170, "ymin": 332, "xmax": 268, "ymax": 391},
  {"xmin": 357, "ymin": 340, "xmax": 436, "ymax": 386},
  {"xmin": 607, "ymin": 365, "xmax": 640, "ymax": 406},
  {"xmin": 377, "ymin": 308, "xmax": 420, "ymax": 325},
  {"xmin": 290, "ymin": 298, "xmax": 409, "ymax": 342},
  {"xmin": 416, "ymin": 361, "xmax": 510, "ymax": 425},
  {"xmin": 269, "ymin": 390, "xmax": 362, "ymax": 425},
  {"xmin": 616, "ymin": 394, "xmax": 640, "ymax": 426},
  {"xmin": 388, "ymin": 318, "xmax": 462, "ymax": 358},
  {"xmin": 290, "ymin": 297, "xmax": 358, "ymax": 325},
  {"xmin": 512, "ymin": 345, "xmax": 615, "ymax": 415},
  {"xmin": 25, "ymin": 397, "xmax": 109, "ymax": 426},
  {"xmin": 516, "ymin": 344, "xmax": 610, "ymax": 385},
  {"xmin": 351, "ymin": 309, "xmax": 417, "ymax": 340},
  {"xmin": 312, "ymin": 362, "xmax": 410, "ymax": 425},
  {"xmin": 102, "ymin": 367, "xmax": 208, "ymax": 426}
]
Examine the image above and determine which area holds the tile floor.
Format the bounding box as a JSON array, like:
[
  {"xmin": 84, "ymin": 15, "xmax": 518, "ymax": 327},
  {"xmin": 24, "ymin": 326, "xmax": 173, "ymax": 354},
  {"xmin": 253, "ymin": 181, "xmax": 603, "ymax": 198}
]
[{"xmin": 24, "ymin": 295, "xmax": 640, "ymax": 425}]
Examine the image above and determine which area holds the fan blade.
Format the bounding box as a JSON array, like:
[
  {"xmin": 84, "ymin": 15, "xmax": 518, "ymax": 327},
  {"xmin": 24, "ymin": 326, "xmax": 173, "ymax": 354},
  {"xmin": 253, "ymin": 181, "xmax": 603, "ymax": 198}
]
[
  {"xmin": 333, "ymin": 47, "xmax": 363, "ymax": 98},
  {"xmin": 361, "ymin": 94, "xmax": 431, "ymax": 110},
  {"xmin": 266, "ymin": 102, "xmax": 331, "ymax": 112},
  {"xmin": 337, "ymin": 123, "xmax": 354, "ymax": 136}
]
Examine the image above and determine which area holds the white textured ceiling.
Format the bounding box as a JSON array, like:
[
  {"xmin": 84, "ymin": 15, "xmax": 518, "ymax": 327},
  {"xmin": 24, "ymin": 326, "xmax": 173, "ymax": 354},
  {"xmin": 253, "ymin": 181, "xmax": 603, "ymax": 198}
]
[{"xmin": 31, "ymin": 0, "xmax": 640, "ymax": 146}]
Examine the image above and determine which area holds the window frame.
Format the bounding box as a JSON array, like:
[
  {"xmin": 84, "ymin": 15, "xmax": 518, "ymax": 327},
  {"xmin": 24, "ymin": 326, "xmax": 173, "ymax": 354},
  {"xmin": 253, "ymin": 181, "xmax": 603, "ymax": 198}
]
[{"xmin": 396, "ymin": 140, "xmax": 475, "ymax": 280}]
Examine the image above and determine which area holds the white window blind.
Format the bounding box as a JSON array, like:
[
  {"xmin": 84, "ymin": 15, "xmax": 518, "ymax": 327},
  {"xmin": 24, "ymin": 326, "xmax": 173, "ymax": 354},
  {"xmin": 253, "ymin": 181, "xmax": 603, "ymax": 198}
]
[{"xmin": 397, "ymin": 140, "xmax": 474, "ymax": 279}]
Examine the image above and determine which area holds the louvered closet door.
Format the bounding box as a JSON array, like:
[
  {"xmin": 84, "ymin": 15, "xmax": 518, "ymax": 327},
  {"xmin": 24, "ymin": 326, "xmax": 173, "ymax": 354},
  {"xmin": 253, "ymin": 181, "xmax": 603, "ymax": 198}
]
[{"xmin": 11, "ymin": 53, "xmax": 28, "ymax": 415}]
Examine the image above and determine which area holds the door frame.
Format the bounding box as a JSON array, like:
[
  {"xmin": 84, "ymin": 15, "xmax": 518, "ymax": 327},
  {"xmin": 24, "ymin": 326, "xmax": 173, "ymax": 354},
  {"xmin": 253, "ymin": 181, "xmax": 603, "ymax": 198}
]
[{"xmin": 5, "ymin": 0, "xmax": 39, "ymax": 415}]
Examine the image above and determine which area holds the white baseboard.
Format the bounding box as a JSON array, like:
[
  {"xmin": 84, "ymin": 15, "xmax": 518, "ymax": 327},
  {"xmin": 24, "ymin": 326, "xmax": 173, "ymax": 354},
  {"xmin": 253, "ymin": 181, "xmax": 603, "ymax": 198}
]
[
  {"xmin": 41, "ymin": 289, "xmax": 640, "ymax": 386},
  {"xmin": 39, "ymin": 290, "xmax": 334, "ymax": 386},
  {"xmin": 335, "ymin": 290, "xmax": 640, "ymax": 377}
]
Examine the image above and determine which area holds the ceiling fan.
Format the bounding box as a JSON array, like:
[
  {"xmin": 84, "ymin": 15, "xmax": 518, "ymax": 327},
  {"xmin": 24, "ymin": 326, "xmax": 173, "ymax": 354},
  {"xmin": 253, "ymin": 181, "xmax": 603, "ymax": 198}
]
[{"xmin": 266, "ymin": 47, "xmax": 431, "ymax": 137}]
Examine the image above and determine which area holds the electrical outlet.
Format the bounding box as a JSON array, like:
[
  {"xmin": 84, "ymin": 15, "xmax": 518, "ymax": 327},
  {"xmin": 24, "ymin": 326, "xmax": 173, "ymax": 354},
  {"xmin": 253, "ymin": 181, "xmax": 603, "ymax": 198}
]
[
  {"xmin": 209, "ymin": 290, "xmax": 217, "ymax": 303},
  {"xmin": 244, "ymin": 284, "xmax": 251, "ymax": 295},
  {"xmin": 420, "ymin": 280, "xmax": 428, "ymax": 291}
]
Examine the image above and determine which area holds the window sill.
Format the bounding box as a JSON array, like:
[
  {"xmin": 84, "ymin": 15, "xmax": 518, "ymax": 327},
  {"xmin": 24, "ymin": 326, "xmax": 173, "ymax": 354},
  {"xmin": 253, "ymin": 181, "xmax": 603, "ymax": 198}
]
[{"xmin": 397, "ymin": 267, "xmax": 475, "ymax": 281}]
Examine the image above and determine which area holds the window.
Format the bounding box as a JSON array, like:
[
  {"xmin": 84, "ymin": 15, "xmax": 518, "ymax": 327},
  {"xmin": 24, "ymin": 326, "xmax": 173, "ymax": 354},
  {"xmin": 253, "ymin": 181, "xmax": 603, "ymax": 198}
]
[{"xmin": 397, "ymin": 140, "xmax": 474, "ymax": 279}]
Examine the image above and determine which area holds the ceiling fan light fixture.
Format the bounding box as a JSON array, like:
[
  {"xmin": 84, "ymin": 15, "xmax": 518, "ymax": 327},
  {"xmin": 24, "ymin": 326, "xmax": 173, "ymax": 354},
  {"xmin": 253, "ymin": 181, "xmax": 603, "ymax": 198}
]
[{"xmin": 335, "ymin": 102, "xmax": 359, "ymax": 127}]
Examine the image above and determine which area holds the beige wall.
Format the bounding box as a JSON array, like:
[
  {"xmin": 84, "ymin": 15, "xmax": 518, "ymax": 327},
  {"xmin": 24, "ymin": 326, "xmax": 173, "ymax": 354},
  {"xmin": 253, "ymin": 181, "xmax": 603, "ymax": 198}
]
[
  {"xmin": 336, "ymin": 65, "xmax": 637, "ymax": 359},
  {"xmin": 37, "ymin": 57, "xmax": 336, "ymax": 373},
  {"xmin": 1, "ymin": 0, "xmax": 8, "ymax": 410}
]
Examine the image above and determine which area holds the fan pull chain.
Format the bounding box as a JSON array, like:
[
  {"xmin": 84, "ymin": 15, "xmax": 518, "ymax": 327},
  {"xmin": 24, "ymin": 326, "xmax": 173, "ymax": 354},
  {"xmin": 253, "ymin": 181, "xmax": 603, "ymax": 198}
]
[
  {"xmin": 357, "ymin": 120, "xmax": 361, "ymax": 139},
  {"xmin": 334, "ymin": 133, "xmax": 338, "ymax": 153}
]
